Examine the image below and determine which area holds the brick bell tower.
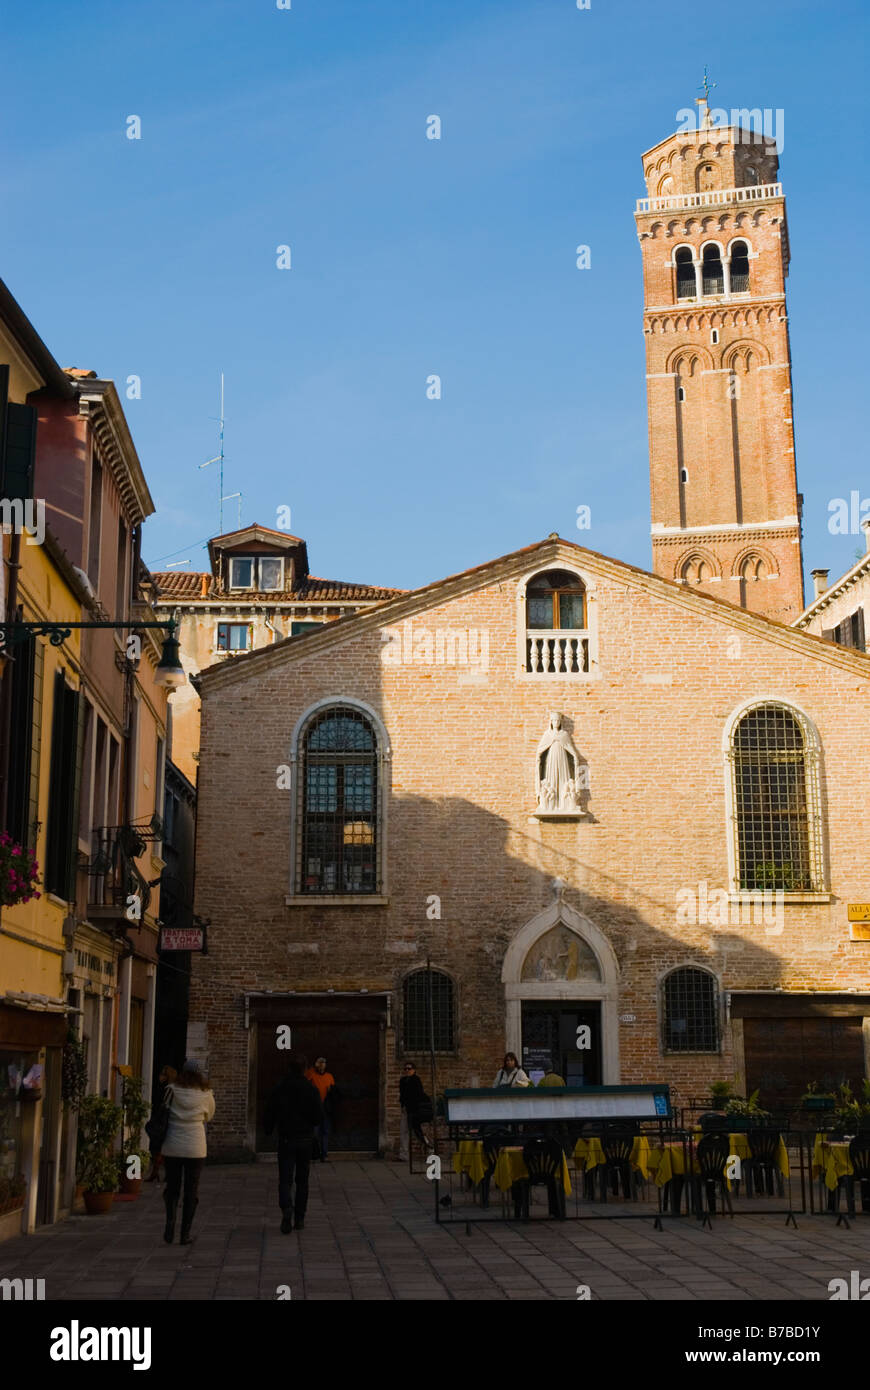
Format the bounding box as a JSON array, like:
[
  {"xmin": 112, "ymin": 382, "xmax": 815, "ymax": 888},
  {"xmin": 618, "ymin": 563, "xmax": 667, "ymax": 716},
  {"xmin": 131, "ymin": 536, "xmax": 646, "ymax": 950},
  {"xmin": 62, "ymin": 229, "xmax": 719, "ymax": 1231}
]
[{"xmin": 636, "ymin": 95, "xmax": 804, "ymax": 622}]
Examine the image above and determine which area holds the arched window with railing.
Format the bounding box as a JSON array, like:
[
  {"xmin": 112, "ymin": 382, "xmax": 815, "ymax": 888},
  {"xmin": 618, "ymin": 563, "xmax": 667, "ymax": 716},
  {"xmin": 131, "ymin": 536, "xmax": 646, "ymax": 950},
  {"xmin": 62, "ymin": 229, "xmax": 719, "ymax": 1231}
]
[{"xmin": 524, "ymin": 569, "xmax": 589, "ymax": 674}]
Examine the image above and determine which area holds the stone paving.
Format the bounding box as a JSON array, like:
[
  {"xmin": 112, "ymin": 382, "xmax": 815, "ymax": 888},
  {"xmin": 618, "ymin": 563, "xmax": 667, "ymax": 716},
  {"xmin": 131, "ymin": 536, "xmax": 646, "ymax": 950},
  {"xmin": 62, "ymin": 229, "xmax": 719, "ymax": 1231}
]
[{"xmin": 0, "ymin": 1160, "xmax": 866, "ymax": 1301}]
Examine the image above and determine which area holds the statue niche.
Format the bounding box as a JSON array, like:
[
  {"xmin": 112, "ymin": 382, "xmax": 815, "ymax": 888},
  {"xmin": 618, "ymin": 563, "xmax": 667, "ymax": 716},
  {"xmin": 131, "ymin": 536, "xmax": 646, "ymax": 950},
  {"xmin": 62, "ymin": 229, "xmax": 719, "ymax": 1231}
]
[{"xmin": 534, "ymin": 711, "xmax": 585, "ymax": 817}]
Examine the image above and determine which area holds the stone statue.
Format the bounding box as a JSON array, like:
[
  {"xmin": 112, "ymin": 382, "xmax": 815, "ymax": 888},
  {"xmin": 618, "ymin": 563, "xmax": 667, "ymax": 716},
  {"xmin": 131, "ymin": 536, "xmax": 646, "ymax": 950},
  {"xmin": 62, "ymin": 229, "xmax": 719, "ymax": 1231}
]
[{"xmin": 535, "ymin": 711, "xmax": 582, "ymax": 813}]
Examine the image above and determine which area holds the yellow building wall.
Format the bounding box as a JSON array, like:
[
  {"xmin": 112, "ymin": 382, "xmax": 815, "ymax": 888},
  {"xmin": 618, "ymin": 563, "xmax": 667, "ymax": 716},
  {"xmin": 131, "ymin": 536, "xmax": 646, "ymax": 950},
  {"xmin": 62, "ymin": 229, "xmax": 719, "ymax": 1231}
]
[{"xmin": 1, "ymin": 539, "xmax": 81, "ymax": 1000}]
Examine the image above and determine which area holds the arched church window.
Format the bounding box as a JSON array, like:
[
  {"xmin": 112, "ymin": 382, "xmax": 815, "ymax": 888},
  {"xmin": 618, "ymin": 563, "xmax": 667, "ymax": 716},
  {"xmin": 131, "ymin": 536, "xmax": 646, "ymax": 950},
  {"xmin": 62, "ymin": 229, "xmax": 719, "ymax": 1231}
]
[
  {"xmin": 728, "ymin": 703, "xmax": 822, "ymax": 892},
  {"xmin": 740, "ymin": 553, "xmax": 767, "ymax": 582},
  {"xmin": 675, "ymin": 247, "xmax": 695, "ymax": 299},
  {"xmin": 744, "ymin": 165, "xmax": 759, "ymax": 185},
  {"xmin": 524, "ymin": 570, "xmax": 589, "ymax": 674},
  {"xmin": 701, "ymin": 244, "xmax": 724, "ymax": 296},
  {"xmin": 662, "ymin": 967, "xmax": 719, "ymax": 1053},
  {"xmin": 730, "ymin": 240, "xmax": 750, "ymax": 293},
  {"xmin": 403, "ymin": 969, "xmax": 455, "ymax": 1051},
  {"xmin": 681, "ymin": 555, "xmax": 710, "ymax": 584},
  {"xmin": 296, "ymin": 704, "xmax": 380, "ymax": 894},
  {"xmin": 697, "ymin": 164, "xmax": 716, "ymax": 192}
]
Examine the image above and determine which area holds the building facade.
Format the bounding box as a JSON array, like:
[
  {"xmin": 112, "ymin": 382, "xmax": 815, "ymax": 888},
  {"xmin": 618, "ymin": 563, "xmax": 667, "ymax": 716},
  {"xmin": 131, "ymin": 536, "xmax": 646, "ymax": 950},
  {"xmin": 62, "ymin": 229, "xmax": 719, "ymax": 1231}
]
[
  {"xmin": 0, "ymin": 280, "xmax": 176, "ymax": 1236},
  {"xmin": 152, "ymin": 524, "xmax": 402, "ymax": 785},
  {"xmin": 190, "ymin": 538, "xmax": 870, "ymax": 1157}
]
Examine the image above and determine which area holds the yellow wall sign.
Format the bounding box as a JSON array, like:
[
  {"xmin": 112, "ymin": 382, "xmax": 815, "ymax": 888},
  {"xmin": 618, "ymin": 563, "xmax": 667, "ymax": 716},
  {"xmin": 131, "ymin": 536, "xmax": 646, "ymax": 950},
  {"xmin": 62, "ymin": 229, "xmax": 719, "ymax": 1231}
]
[
  {"xmin": 850, "ymin": 923, "xmax": 870, "ymax": 942},
  {"xmin": 847, "ymin": 903, "xmax": 870, "ymax": 922}
]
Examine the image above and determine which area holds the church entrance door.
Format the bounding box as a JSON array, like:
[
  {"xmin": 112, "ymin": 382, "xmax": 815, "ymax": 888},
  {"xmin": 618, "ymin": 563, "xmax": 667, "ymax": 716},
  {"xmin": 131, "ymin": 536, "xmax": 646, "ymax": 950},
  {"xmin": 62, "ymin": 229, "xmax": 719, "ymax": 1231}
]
[{"xmin": 521, "ymin": 1001, "xmax": 601, "ymax": 1086}]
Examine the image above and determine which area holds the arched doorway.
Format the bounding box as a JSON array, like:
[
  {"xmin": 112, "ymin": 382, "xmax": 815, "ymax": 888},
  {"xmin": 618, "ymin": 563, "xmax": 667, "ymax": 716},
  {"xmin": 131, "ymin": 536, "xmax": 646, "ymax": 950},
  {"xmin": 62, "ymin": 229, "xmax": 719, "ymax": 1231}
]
[{"xmin": 502, "ymin": 893, "xmax": 620, "ymax": 1084}]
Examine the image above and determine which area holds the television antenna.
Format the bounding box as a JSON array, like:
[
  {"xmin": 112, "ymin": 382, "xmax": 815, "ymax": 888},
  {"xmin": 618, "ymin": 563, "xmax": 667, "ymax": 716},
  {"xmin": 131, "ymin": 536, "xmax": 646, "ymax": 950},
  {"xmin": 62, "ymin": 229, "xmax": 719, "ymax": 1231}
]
[{"xmin": 198, "ymin": 373, "xmax": 227, "ymax": 534}]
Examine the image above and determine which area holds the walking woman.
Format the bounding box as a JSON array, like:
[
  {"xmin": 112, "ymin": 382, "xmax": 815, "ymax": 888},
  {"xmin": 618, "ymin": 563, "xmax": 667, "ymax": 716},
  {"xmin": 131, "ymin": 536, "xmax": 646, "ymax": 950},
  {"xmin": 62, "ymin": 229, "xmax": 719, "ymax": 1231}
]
[
  {"xmin": 146, "ymin": 1064, "xmax": 177, "ymax": 1183},
  {"xmin": 493, "ymin": 1052, "xmax": 532, "ymax": 1088},
  {"xmin": 161, "ymin": 1059, "xmax": 215, "ymax": 1245}
]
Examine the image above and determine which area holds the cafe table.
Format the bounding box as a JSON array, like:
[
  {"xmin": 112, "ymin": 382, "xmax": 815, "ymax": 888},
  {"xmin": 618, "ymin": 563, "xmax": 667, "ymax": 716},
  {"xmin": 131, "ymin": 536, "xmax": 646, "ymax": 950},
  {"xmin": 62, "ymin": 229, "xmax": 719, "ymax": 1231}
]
[
  {"xmin": 572, "ymin": 1135, "xmax": 655, "ymax": 1178},
  {"xmin": 492, "ymin": 1145, "xmax": 573, "ymax": 1196},
  {"xmin": 452, "ymin": 1139, "xmax": 488, "ymax": 1187},
  {"xmin": 812, "ymin": 1135, "xmax": 853, "ymax": 1191}
]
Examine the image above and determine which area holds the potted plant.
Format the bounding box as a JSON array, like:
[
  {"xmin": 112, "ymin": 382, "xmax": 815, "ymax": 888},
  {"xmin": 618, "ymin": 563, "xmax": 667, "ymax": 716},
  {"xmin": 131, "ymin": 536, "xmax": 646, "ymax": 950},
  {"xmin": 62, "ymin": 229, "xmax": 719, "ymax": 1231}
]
[
  {"xmin": 0, "ymin": 832, "xmax": 40, "ymax": 907},
  {"xmin": 76, "ymin": 1095, "xmax": 121, "ymax": 1213},
  {"xmin": 724, "ymin": 1090, "xmax": 772, "ymax": 1130},
  {"xmin": 82, "ymin": 1153, "xmax": 121, "ymax": 1214},
  {"xmin": 710, "ymin": 1080, "xmax": 734, "ymax": 1109},
  {"xmin": 800, "ymin": 1080, "xmax": 836, "ymax": 1112},
  {"xmin": 117, "ymin": 1073, "xmax": 150, "ymax": 1194}
]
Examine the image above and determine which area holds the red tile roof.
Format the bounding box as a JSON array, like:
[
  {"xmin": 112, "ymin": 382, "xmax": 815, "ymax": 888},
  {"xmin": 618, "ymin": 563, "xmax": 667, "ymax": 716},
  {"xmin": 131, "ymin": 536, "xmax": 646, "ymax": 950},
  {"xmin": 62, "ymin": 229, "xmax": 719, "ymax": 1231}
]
[{"xmin": 151, "ymin": 571, "xmax": 403, "ymax": 602}]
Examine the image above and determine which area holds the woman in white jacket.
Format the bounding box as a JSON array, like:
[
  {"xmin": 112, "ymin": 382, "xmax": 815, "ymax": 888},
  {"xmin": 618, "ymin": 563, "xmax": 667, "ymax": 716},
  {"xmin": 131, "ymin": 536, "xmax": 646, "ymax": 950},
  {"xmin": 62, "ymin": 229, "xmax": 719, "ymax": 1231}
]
[
  {"xmin": 161, "ymin": 1059, "xmax": 216, "ymax": 1245},
  {"xmin": 493, "ymin": 1052, "xmax": 532, "ymax": 1088}
]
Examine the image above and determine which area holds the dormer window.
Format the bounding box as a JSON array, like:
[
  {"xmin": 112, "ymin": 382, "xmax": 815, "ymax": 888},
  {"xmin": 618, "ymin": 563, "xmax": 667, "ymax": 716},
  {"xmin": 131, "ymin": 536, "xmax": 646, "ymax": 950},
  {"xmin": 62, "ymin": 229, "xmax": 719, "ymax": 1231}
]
[
  {"xmin": 227, "ymin": 555, "xmax": 285, "ymax": 591},
  {"xmin": 229, "ymin": 556, "xmax": 254, "ymax": 589}
]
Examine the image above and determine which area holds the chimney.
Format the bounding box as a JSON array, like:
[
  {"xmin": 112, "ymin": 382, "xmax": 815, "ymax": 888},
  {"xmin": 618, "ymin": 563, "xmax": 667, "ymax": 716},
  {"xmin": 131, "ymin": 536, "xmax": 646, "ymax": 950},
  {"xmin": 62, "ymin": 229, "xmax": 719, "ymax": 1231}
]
[
  {"xmin": 200, "ymin": 574, "xmax": 209, "ymax": 598},
  {"xmin": 863, "ymin": 517, "xmax": 870, "ymax": 554},
  {"xmin": 811, "ymin": 568, "xmax": 829, "ymax": 599}
]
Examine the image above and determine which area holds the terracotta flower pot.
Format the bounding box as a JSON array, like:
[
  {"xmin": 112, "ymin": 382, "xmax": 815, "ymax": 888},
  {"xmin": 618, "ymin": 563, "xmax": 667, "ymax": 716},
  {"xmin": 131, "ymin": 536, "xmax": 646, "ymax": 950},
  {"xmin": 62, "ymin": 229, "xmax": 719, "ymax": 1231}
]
[
  {"xmin": 119, "ymin": 1175, "xmax": 142, "ymax": 1196},
  {"xmin": 83, "ymin": 1190, "xmax": 115, "ymax": 1214}
]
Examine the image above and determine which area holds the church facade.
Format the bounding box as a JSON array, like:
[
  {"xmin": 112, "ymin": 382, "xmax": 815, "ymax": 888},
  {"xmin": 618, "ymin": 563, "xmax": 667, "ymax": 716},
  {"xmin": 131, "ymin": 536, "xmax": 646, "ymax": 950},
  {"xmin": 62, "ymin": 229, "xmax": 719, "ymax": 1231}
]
[{"xmin": 190, "ymin": 538, "xmax": 870, "ymax": 1155}]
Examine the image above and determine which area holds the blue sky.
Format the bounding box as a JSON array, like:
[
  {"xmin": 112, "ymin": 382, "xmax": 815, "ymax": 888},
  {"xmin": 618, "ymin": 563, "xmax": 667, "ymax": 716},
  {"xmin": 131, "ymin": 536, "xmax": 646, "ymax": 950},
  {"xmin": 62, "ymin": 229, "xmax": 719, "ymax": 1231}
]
[{"xmin": 1, "ymin": 0, "xmax": 867, "ymax": 593}]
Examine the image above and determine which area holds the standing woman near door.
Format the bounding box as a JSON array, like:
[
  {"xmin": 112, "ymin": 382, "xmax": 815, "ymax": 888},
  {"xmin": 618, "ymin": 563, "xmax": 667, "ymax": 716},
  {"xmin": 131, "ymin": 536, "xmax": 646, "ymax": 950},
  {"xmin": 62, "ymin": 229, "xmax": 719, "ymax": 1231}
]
[
  {"xmin": 161, "ymin": 1060, "xmax": 215, "ymax": 1245},
  {"xmin": 493, "ymin": 1052, "xmax": 532, "ymax": 1088}
]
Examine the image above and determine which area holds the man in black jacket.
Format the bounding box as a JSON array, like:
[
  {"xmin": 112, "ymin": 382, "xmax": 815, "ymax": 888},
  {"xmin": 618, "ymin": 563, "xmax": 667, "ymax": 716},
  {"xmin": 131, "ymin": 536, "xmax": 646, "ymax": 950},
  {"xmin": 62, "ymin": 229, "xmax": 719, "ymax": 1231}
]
[{"xmin": 263, "ymin": 1054, "xmax": 323, "ymax": 1233}]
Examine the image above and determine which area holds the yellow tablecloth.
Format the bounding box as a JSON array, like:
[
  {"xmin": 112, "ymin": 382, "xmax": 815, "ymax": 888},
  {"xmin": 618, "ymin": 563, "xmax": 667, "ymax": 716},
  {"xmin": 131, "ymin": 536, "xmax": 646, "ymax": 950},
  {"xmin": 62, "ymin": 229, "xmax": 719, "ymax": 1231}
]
[
  {"xmin": 572, "ymin": 1135, "xmax": 654, "ymax": 1178},
  {"xmin": 493, "ymin": 1146, "xmax": 572, "ymax": 1196},
  {"xmin": 812, "ymin": 1136, "xmax": 853, "ymax": 1191},
  {"xmin": 452, "ymin": 1140, "xmax": 487, "ymax": 1186}
]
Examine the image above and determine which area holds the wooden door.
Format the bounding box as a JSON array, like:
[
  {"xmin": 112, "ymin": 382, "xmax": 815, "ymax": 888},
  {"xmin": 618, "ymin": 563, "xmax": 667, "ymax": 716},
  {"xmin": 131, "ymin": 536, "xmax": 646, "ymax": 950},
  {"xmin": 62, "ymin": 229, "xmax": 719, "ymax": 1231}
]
[
  {"xmin": 743, "ymin": 1016, "xmax": 866, "ymax": 1107},
  {"xmin": 255, "ymin": 1013, "xmax": 380, "ymax": 1152}
]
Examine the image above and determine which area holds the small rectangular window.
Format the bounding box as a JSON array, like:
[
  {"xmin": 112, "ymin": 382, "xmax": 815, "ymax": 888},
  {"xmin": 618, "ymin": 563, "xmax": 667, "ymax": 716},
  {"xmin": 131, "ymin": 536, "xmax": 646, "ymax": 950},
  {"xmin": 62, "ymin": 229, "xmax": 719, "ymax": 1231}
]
[
  {"xmin": 259, "ymin": 557, "xmax": 283, "ymax": 591},
  {"xmin": 291, "ymin": 620, "xmax": 324, "ymax": 637},
  {"xmin": 228, "ymin": 557, "xmax": 254, "ymax": 589},
  {"xmin": 217, "ymin": 622, "xmax": 251, "ymax": 651},
  {"xmin": 710, "ymin": 329, "xmax": 719, "ymax": 345},
  {"xmin": 677, "ymin": 386, "xmax": 686, "ymax": 402}
]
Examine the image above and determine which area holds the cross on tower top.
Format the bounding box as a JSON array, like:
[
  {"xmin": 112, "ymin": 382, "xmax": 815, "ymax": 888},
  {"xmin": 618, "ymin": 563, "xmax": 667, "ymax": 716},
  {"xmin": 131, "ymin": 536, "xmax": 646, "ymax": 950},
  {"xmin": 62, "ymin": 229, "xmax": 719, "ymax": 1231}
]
[{"xmin": 698, "ymin": 66, "xmax": 717, "ymax": 103}]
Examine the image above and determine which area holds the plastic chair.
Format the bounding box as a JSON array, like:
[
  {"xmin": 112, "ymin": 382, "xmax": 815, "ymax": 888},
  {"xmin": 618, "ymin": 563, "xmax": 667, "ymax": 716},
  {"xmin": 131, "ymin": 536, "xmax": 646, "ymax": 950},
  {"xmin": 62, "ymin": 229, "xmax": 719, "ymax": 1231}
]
[
  {"xmin": 746, "ymin": 1128, "xmax": 785, "ymax": 1198},
  {"xmin": 517, "ymin": 1137, "xmax": 566, "ymax": 1220},
  {"xmin": 692, "ymin": 1133, "xmax": 734, "ymax": 1222}
]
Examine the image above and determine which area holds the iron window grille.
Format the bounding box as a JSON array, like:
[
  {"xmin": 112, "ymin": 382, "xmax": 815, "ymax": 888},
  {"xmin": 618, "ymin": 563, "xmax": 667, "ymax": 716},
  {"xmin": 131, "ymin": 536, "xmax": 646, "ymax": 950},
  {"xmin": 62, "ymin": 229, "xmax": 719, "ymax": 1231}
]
[
  {"xmin": 403, "ymin": 969, "xmax": 455, "ymax": 1052},
  {"xmin": 729, "ymin": 703, "xmax": 822, "ymax": 892},
  {"xmin": 297, "ymin": 705, "xmax": 379, "ymax": 894},
  {"xmin": 662, "ymin": 967, "xmax": 719, "ymax": 1053}
]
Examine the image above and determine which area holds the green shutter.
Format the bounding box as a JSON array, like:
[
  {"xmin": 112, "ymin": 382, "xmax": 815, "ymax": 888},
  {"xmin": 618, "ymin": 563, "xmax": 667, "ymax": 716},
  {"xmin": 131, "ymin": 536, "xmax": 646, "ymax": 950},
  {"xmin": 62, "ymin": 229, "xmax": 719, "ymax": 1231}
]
[
  {"xmin": 68, "ymin": 688, "xmax": 85, "ymax": 899},
  {"xmin": 6, "ymin": 636, "xmax": 34, "ymax": 843},
  {"xmin": 26, "ymin": 641, "xmax": 44, "ymax": 852},
  {"xmin": 2, "ymin": 401, "xmax": 37, "ymax": 504}
]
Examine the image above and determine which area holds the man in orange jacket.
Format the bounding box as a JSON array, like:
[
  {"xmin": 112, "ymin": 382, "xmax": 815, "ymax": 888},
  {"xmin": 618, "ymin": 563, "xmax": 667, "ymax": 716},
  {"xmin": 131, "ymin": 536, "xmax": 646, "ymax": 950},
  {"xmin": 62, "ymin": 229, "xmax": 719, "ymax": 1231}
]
[{"xmin": 304, "ymin": 1057, "xmax": 335, "ymax": 1160}]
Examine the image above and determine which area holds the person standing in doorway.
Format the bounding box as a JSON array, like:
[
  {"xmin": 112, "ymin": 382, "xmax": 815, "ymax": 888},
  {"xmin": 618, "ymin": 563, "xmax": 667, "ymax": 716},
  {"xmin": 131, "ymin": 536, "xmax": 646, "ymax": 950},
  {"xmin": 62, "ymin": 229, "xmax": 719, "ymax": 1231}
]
[
  {"xmin": 493, "ymin": 1052, "xmax": 532, "ymax": 1087},
  {"xmin": 304, "ymin": 1057, "xmax": 335, "ymax": 1161},
  {"xmin": 161, "ymin": 1060, "xmax": 215, "ymax": 1245},
  {"xmin": 264, "ymin": 1054, "xmax": 322, "ymax": 1233}
]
